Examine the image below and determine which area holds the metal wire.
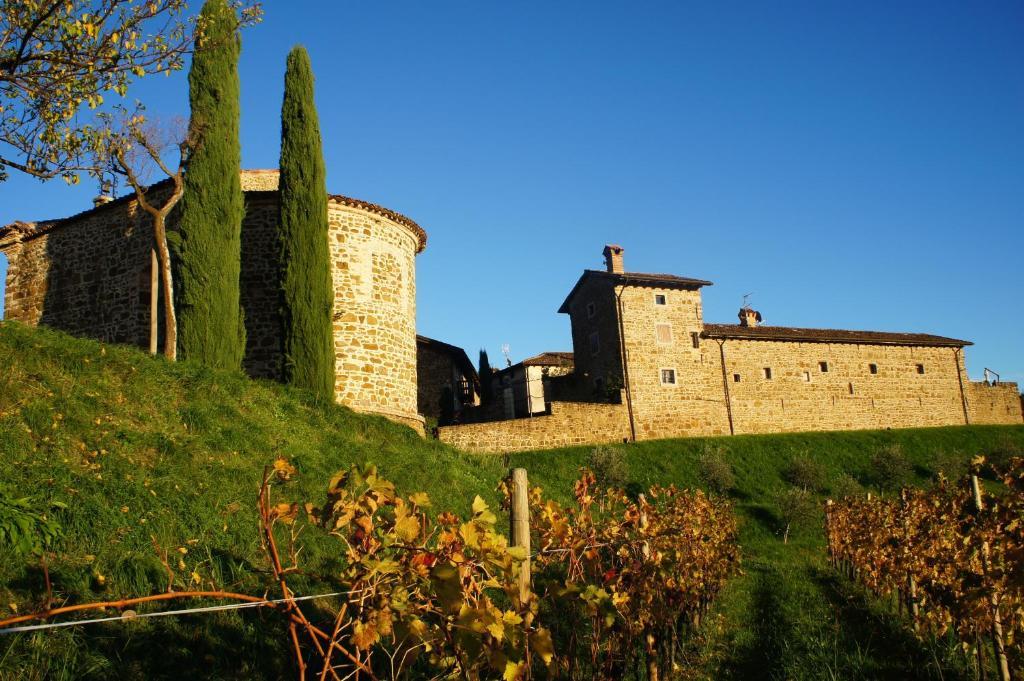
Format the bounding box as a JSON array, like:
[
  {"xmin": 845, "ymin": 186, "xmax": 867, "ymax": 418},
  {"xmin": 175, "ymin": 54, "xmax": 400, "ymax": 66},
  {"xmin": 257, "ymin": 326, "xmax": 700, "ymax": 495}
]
[{"xmin": 0, "ymin": 591, "xmax": 350, "ymax": 635}]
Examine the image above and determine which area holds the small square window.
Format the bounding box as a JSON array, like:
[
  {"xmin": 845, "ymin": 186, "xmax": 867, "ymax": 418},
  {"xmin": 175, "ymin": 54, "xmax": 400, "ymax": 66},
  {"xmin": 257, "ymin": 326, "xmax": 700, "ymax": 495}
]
[
  {"xmin": 819, "ymin": 361, "xmax": 829, "ymax": 372},
  {"xmin": 763, "ymin": 367, "xmax": 772, "ymax": 380},
  {"xmin": 733, "ymin": 373, "xmax": 741, "ymax": 383},
  {"xmin": 690, "ymin": 331, "xmax": 700, "ymax": 349},
  {"xmin": 661, "ymin": 368, "xmax": 676, "ymax": 385},
  {"xmin": 916, "ymin": 364, "xmax": 925, "ymax": 375},
  {"xmin": 586, "ymin": 301, "xmax": 596, "ymax": 319},
  {"xmin": 802, "ymin": 371, "xmax": 811, "ymax": 382},
  {"xmin": 654, "ymin": 294, "xmax": 667, "ymax": 306},
  {"xmin": 588, "ymin": 331, "xmax": 600, "ymax": 356},
  {"xmin": 869, "ymin": 363, "xmax": 878, "ymax": 375},
  {"xmin": 656, "ymin": 323, "xmax": 672, "ymax": 344}
]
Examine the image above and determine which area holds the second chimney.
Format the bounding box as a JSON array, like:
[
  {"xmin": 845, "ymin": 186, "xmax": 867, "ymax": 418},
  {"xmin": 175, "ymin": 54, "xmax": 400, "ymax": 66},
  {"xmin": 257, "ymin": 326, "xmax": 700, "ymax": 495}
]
[
  {"xmin": 738, "ymin": 307, "xmax": 762, "ymax": 327},
  {"xmin": 603, "ymin": 244, "xmax": 625, "ymax": 274}
]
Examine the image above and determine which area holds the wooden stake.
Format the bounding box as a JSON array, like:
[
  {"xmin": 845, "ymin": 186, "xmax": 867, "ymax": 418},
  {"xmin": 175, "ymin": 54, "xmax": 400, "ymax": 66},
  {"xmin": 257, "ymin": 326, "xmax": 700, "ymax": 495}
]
[
  {"xmin": 509, "ymin": 467, "xmax": 531, "ymax": 606},
  {"xmin": 971, "ymin": 475, "xmax": 1011, "ymax": 681}
]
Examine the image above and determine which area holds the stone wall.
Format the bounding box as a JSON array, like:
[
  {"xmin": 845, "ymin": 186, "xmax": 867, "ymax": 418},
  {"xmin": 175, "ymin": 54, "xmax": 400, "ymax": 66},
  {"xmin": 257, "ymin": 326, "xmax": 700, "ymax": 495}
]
[
  {"xmin": 327, "ymin": 200, "xmax": 423, "ymax": 433},
  {"xmin": 437, "ymin": 397, "xmax": 631, "ymax": 453},
  {"xmin": 710, "ymin": 340, "xmax": 982, "ymax": 434},
  {"xmin": 0, "ymin": 192, "xmax": 162, "ymax": 347},
  {"xmin": 967, "ymin": 381, "xmax": 1023, "ymax": 425},
  {"xmin": 417, "ymin": 342, "xmax": 458, "ymax": 421}
]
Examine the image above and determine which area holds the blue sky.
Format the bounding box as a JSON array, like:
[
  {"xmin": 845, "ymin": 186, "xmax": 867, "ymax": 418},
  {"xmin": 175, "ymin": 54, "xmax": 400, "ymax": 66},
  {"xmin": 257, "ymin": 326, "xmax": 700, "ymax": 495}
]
[{"xmin": 1, "ymin": 1, "xmax": 1021, "ymax": 382}]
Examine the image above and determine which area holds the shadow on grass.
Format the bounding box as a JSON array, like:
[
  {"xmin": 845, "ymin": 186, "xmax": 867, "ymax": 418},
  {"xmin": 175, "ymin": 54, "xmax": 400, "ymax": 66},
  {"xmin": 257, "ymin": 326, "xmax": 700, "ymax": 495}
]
[
  {"xmin": 808, "ymin": 567, "xmax": 975, "ymax": 681},
  {"xmin": 720, "ymin": 563, "xmax": 793, "ymax": 680}
]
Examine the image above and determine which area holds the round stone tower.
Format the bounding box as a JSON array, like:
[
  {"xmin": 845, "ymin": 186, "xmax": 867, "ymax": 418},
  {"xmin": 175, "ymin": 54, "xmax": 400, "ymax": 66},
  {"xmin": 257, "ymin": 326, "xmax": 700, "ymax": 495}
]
[
  {"xmin": 239, "ymin": 170, "xmax": 427, "ymax": 434},
  {"xmin": 326, "ymin": 196, "xmax": 426, "ymax": 433}
]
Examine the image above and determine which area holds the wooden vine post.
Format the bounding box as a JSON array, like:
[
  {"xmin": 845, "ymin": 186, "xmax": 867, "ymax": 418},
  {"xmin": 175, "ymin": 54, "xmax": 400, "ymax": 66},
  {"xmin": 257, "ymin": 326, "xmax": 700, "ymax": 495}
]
[
  {"xmin": 972, "ymin": 474, "xmax": 1011, "ymax": 681},
  {"xmin": 510, "ymin": 467, "xmax": 531, "ymax": 606}
]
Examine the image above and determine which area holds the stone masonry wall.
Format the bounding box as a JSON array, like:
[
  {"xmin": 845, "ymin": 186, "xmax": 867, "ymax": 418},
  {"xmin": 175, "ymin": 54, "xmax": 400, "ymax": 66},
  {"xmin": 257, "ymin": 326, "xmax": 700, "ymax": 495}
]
[
  {"xmin": 967, "ymin": 381, "xmax": 1023, "ymax": 425},
  {"xmin": 0, "ymin": 192, "xmax": 162, "ymax": 346},
  {"xmin": 711, "ymin": 340, "xmax": 974, "ymax": 434},
  {"xmin": 327, "ymin": 202, "xmax": 423, "ymax": 433},
  {"xmin": 437, "ymin": 397, "xmax": 631, "ymax": 453},
  {"xmin": 417, "ymin": 343, "xmax": 458, "ymax": 421},
  {"xmin": 618, "ymin": 285, "xmax": 730, "ymax": 439}
]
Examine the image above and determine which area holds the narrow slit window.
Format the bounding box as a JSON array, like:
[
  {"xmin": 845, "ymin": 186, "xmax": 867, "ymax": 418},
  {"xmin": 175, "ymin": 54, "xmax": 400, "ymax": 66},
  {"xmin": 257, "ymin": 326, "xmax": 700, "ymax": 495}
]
[
  {"xmin": 848, "ymin": 382, "xmax": 854, "ymax": 395},
  {"xmin": 654, "ymin": 294, "xmax": 667, "ymax": 306},
  {"xmin": 916, "ymin": 363, "xmax": 925, "ymax": 374},
  {"xmin": 869, "ymin": 363, "xmax": 878, "ymax": 375},
  {"xmin": 802, "ymin": 371, "xmax": 811, "ymax": 382},
  {"xmin": 588, "ymin": 331, "xmax": 600, "ymax": 356},
  {"xmin": 733, "ymin": 373, "xmax": 741, "ymax": 383},
  {"xmin": 586, "ymin": 301, "xmax": 596, "ymax": 319},
  {"xmin": 819, "ymin": 361, "xmax": 829, "ymax": 372},
  {"xmin": 661, "ymin": 368, "xmax": 676, "ymax": 385},
  {"xmin": 690, "ymin": 331, "xmax": 700, "ymax": 349},
  {"xmin": 763, "ymin": 367, "xmax": 772, "ymax": 380}
]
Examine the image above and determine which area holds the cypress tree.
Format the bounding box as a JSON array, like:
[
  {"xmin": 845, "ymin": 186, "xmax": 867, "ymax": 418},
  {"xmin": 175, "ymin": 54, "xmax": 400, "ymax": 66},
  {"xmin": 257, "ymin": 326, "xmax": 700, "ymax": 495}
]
[
  {"xmin": 278, "ymin": 46, "xmax": 334, "ymax": 399},
  {"xmin": 176, "ymin": 0, "xmax": 246, "ymax": 369}
]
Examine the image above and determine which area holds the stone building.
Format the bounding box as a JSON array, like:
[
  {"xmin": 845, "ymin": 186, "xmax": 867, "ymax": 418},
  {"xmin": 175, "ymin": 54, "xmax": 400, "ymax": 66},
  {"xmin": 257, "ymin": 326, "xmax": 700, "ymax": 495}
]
[
  {"xmin": 0, "ymin": 170, "xmax": 427, "ymax": 432},
  {"xmin": 416, "ymin": 335, "xmax": 479, "ymax": 423},
  {"xmin": 489, "ymin": 351, "xmax": 575, "ymax": 419},
  {"xmin": 438, "ymin": 245, "xmax": 1022, "ymax": 452}
]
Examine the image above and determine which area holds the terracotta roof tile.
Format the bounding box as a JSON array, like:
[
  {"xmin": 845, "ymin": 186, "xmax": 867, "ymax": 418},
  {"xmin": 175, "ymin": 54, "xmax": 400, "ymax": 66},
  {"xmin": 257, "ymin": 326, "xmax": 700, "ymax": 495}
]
[
  {"xmin": 558, "ymin": 269, "xmax": 713, "ymax": 313},
  {"xmin": 701, "ymin": 323, "xmax": 971, "ymax": 347}
]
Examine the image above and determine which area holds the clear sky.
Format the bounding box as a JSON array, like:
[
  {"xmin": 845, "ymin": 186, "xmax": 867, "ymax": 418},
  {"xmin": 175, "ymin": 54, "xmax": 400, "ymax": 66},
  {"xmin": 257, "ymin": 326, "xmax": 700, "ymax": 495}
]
[{"xmin": 1, "ymin": 1, "xmax": 1021, "ymax": 382}]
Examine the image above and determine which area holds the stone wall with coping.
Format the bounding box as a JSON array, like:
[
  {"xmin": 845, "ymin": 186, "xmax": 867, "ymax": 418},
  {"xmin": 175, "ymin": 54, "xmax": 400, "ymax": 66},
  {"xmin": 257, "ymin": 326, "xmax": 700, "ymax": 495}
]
[
  {"xmin": 437, "ymin": 395, "xmax": 631, "ymax": 453},
  {"xmin": 967, "ymin": 381, "xmax": 1023, "ymax": 425}
]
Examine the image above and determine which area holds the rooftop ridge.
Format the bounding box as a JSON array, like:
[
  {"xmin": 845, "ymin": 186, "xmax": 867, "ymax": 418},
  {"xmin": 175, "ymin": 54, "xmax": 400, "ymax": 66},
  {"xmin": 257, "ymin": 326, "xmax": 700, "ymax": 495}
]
[
  {"xmin": 0, "ymin": 170, "xmax": 427, "ymax": 254},
  {"xmin": 701, "ymin": 323, "xmax": 971, "ymax": 348}
]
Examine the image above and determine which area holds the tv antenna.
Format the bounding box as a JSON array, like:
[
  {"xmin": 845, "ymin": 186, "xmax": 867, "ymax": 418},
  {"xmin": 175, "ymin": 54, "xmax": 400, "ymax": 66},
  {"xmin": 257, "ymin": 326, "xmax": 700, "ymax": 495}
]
[
  {"xmin": 742, "ymin": 292, "xmax": 754, "ymax": 309},
  {"xmin": 501, "ymin": 344, "xmax": 512, "ymax": 367}
]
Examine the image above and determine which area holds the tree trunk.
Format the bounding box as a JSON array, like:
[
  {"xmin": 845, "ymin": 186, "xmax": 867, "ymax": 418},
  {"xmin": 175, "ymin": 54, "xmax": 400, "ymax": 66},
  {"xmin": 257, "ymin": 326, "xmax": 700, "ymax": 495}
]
[
  {"xmin": 149, "ymin": 248, "xmax": 159, "ymax": 355},
  {"xmin": 152, "ymin": 214, "xmax": 177, "ymax": 361}
]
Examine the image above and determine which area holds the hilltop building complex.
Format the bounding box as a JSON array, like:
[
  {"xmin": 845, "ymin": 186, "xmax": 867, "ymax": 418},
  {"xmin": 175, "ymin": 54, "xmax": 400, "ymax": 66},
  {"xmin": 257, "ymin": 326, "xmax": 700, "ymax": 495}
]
[
  {"xmin": 436, "ymin": 245, "xmax": 1021, "ymax": 452},
  {"xmin": 2, "ymin": 180, "xmax": 1020, "ymax": 452}
]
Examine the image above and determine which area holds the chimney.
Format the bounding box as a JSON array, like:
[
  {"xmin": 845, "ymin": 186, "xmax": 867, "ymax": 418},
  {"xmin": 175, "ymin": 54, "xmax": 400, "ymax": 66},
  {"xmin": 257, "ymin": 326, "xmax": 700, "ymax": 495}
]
[
  {"xmin": 738, "ymin": 307, "xmax": 762, "ymax": 327},
  {"xmin": 603, "ymin": 244, "xmax": 625, "ymax": 274},
  {"xmin": 92, "ymin": 195, "xmax": 114, "ymax": 208}
]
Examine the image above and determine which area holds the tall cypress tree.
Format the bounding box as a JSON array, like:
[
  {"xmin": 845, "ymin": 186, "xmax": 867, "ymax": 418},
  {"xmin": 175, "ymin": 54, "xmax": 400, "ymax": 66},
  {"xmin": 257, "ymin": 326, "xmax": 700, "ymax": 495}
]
[
  {"xmin": 278, "ymin": 46, "xmax": 334, "ymax": 399},
  {"xmin": 176, "ymin": 0, "xmax": 246, "ymax": 369}
]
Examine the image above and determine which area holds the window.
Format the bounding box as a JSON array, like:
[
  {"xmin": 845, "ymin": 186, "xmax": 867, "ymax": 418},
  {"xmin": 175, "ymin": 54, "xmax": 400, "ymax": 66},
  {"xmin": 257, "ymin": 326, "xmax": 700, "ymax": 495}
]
[
  {"xmin": 869, "ymin": 363, "xmax": 878, "ymax": 375},
  {"xmin": 733, "ymin": 373, "xmax": 741, "ymax": 383},
  {"xmin": 819, "ymin": 361, "xmax": 829, "ymax": 372},
  {"xmin": 586, "ymin": 301, "xmax": 596, "ymax": 319},
  {"xmin": 594, "ymin": 377, "xmax": 604, "ymax": 392},
  {"xmin": 916, "ymin": 364, "xmax": 925, "ymax": 375},
  {"xmin": 802, "ymin": 371, "xmax": 811, "ymax": 382},
  {"xmin": 588, "ymin": 331, "xmax": 600, "ymax": 356},
  {"xmin": 660, "ymin": 368, "xmax": 677, "ymax": 385},
  {"xmin": 656, "ymin": 323, "xmax": 672, "ymax": 344},
  {"xmin": 690, "ymin": 331, "xmax": 700, "ymax": 349},
  {"xmin": 849, "ymin": 382, "xmax": 854, "ymax": 395},
  {"xmin": 654, "ymin": 294, "xmax": 667, "ymax": 306},
  {"xmin": 763, "ymin": 367, "xmax": 772, "ymax": 380}
]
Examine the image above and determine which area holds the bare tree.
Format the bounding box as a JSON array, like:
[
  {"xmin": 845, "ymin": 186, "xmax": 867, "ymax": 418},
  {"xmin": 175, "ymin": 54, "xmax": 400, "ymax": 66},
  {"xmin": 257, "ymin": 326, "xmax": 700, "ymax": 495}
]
[{"xmin": 102, "ymin": 114, "xmax": 194, "ymax": 360}]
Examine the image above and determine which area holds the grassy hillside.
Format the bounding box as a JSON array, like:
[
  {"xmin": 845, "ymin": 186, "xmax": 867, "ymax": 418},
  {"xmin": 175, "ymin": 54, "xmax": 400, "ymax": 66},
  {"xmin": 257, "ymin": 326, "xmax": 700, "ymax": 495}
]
[{"xmin": 0, "ymin": 320, "xmax": 1022, "ymax": 679}]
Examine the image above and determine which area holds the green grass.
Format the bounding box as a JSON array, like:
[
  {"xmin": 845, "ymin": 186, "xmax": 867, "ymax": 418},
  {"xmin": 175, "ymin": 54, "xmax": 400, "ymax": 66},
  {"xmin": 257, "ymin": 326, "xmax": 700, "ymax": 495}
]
[{"xmin": 0, "ymin": 320, "xmax": 1022, "ymax": 679}]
